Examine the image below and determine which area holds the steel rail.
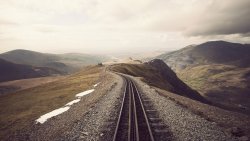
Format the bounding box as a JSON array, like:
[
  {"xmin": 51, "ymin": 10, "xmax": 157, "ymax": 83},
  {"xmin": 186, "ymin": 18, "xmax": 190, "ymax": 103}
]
[
  {"xmin": 130, "ymin": 79, "xmax": 139, "ymax": 141},
  {"xmin": 113, "ymin": 75, "xmax": 155, "ymax": 141},
  {"xmin": 112, "ymin": 77, "xmax": 128, "ymax": 141},
  {"xmin": 132, "ymin": 80, "xmax": 155, "ymax": 141},
  {"xmin": 128, "ymin": 80, "xmax": 132, "ymax": 140}
]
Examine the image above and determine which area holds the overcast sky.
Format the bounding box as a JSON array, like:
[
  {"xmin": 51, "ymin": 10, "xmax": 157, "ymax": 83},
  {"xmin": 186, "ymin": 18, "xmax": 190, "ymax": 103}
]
[{"xmin": 0, "ymin": 0, "xmax": 250, "ymax": 54}]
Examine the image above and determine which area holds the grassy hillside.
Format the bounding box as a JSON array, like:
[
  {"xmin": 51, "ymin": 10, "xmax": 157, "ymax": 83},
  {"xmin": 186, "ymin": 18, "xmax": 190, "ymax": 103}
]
[
  {"xmin": 0, "ymin": 65, "xmax": 103, "ymax": 139},
  {"xmin": 111, "ymin": 60, "xmax": 207, "ymax": 103},
  {"xmin": 178, "ymin": 64, "xmax": 250, "ymax": 114},
  {"xmin": 0, "ymin": 49, "xmax": 110, "ymax": 73},
  {"xmin": 155, "ymin": 41, "xmax": 250, "ymax": 115},
  {"xmin": 0, "ymin": 58, "xmax": 62, "ymax": 82}
]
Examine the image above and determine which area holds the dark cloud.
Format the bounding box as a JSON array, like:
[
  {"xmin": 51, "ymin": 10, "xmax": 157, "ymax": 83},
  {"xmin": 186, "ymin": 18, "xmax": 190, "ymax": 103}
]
[{"xmin": 185, "ymin": 0, "xmax": 250, "ymax": 36}]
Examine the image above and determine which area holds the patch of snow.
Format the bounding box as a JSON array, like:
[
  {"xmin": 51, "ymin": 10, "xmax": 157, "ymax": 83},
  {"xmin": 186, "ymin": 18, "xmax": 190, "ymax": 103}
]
[
  {"xmin": 36, "ymin": 106, "xmax": 70, "ymax": 124},
  {"xmin": 35, "ymin": 88, "xmax": 96, "ymax": 124},
  {"xmin": 75, "ymin": 89, "xmax": 94, "ymax": 98},
  {"xmin": 65, "ymin": 99, "xmax": 80, "ymax": 106},
  {"xmin": 93, "ymin": 83, "xmax": 100, "ymax": 87}
]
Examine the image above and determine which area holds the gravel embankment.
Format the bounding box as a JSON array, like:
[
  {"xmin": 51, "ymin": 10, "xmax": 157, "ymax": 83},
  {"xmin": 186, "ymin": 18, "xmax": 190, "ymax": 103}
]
[
  {"xmin": 11, "ymin": 71, "xmax": 124, "ymax": 141},
  {"xmin": 130, "ymin": 76, "xmax": 239, "ymax": 141},
  {"xmin": 58, "ymin": 72, "xmax": 124, "ymax": 141}
]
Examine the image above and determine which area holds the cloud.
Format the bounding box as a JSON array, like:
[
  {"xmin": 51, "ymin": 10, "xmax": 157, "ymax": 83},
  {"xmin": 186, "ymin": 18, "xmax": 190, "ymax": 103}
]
[
  {"xmin": 0, "ymin": 19, "xmax": 18, "ymax": 26},
  {"xmin": 1, "ymin": 0, "xmax": 249, "ymax": 36},
  {"xmin": 0, "ymin": 0, "xmax": 249, "ymax": 54},
  {"xmin": 184, "ymin": 0, "xmax": 250, "ymax": 36},
  {"xmin": 34, "ymin": 25, "xmax": 60, "ymax": 33},
  {"xmin": 136, "ymin": 0, "xmax": 250, "ymax": 37}
]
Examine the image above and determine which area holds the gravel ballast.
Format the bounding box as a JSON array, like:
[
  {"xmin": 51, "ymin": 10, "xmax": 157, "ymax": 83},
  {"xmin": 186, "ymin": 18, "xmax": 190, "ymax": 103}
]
[{"xmin": 130, "ymin": 76, "xmax": 239, "ymax": 141}]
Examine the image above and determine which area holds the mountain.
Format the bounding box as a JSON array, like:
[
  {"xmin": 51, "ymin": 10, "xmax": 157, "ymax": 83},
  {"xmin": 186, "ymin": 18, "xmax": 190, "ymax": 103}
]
[
  {"xmin": 156, "ymin": 41, "xmax": 250, "ymax": 72},
  {"xmin": 111, "ymin": 59, "xmax": 208, "ymax": 103},
  {"xmin": 0, "ymin": 58, "xmax": 62, "ymax": 82},
  {"xmin": 0, "ymin": 49, "xmax": 110, "ymax": 74},
  {"xmin": 155, "ymin": 41, "xmax": 250, "ymax": 114}
]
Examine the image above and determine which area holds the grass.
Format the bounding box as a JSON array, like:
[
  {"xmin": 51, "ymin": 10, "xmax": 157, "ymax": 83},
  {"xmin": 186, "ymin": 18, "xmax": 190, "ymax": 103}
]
[
  {"xmin": 178, "ymin": 64, "xmax": 240, "ymax": 89},
  {"xmin": 0, "ymin": 65, "xmax": 103, "ymax": 139},
  {"xmin": 177, "ymin": 64, "xmax": 250, "ymax": 115}
]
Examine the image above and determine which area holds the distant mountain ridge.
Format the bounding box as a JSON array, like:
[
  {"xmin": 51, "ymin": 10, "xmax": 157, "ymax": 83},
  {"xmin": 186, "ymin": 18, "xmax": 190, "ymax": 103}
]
[
  {"xmin": 0, "ymin": 49, "xmax": 110, "ymax": 74},
  {"xmin": 156, "ymin": 41, "xmax": 250, "ymax": 71},
  {"xmin": 0, "ymin": 58, "xmax": 61, "ymax": 82}
]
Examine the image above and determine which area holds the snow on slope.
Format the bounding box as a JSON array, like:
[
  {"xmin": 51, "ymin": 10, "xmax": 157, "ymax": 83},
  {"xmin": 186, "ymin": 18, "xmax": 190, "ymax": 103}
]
[
  {"xmin": 36, "ymin": 107, "xmax": 70, "ymax": 124},
  {"xmin": 75, "ymin": 89, "xmax": 95, "ymax": 98},
  {"xmin": 35, "ymin": 83, "xmax": 100, "ymax": 124},
  {"xmin": 65, "ymin": 99, "xmax": 81, "ymax": 106}
]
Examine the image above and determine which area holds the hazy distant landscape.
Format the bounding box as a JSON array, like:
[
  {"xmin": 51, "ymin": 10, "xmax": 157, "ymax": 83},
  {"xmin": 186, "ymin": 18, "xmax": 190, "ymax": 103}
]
[
  {"xmin": 0, "ymin": 49, "xmax": 110, "ymax": 74},
  {"xmin": 1, "ymin": 0, "xmax": 250, "ymax": 141}
]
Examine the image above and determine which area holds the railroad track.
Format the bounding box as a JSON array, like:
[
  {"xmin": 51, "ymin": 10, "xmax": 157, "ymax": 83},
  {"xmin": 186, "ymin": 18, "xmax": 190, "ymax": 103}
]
[{"xmin": 113, "ymin": 75, "xmax": 155, "ymax": 141}]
